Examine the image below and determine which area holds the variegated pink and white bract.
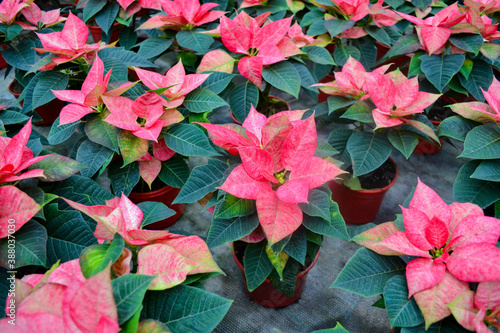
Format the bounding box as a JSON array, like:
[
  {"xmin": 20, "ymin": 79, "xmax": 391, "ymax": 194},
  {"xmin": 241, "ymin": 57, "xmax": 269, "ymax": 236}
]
[
  {"xmin": 0, "ymin": 0, "xmax": 28, "ymax": 25},
  {"xmin": 138, "ymin": 0, "xmax": 225, "ymax": 31},
  {"xmin": 62, "ymin": 194, "xmax": 222, "ymax": 290},
  {"xmin": 198, "ymin": 107, "xmax": 344, "ymax": 245},
  {"xmin": 353, "ymin": 179, "xmax": 500, "ymax": 327},
  {"xmin": 449, "ymin": 281, "xmax": 500, "ymax": 333},
  {"xmin": 133, "ymin": 60, "xmax": 210, "ymax": 108},
  {"xmin": 20, "ymin": 2, "xmax": 66, "ymax": 30},
  {"xmin": 52, "ymin": 55, "xmax": 135, "ymax": 125},
  {"xmin": 0, "ymin": 119, "xmax": 50, "ymax": 238},
  {"xmin": 449, "ymin": 77, "xmax": 500, "ymax": 123}
]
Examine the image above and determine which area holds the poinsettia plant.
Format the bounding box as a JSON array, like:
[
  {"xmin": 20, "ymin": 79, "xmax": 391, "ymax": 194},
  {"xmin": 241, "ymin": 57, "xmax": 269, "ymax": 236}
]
[
  {"xmin": 437, "ymin": 77, "xmax": 500, "ymax": 215},
  {"xmin": 172, "ymin": 106, "xmax": 348, "ymax": 294},
  {"xmin": 313, "ymin": 56, "xmax": 440, "ymax": 188},
  {"xmin": 0, "ymin": 192, "xmax": 231, "ymax": 332},
  {"xmin": 331, "ymin": 179, "xmax": 500, "ymax": 331}
]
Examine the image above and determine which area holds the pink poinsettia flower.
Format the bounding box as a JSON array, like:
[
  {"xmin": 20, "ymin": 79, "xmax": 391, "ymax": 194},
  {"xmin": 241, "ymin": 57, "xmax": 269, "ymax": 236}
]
[
  {"xmin": 0, "ymin": 260, "xmax": 120, "ymax": 332},
  {"xmin": 364, "ymin": 71, "xmax": 440, "ymax": 128},
  {"xmin": 313, "ymin": 56, "xmax": 390, "ymax": 98},
  {"xmin": 102, "ymin": 92, "xmax": 184, "ymax": 142},
  {"xmin": 0, "ymin": 0, "xmax": 28, "ymax": 25},
  {"xmin": 52, "ymin": 55, "xmax": 135, "ymax": 125},
  {"xmin": 138, "ymin": 0, "xmax": 225, "ymax": 31},
  {"xmin": 34, "ymin": 12, "xmax": 108, "ymax": 70},
  {"xmin": 62, "ymin": 194, "xmax": 222, "ymax": 290},
  {"xmin": 397, "ymin": 3, "xmax": 466, "ymax": 54},
  {"xmin": 449, "ymin": 281, "xmax": 500, "ymax": 332},
  {"xmin": 240, "ymin": 0, "xmax": 267, "ymax": 7},
  {"xmin": 198, "ymin": 107, "xmax": 344, "ymax": 244},
  {"xmin": 20, "ymin": 2, "xmax": 66, "ymax": 30},
  {"xmin": 219, "ymin": 12, "xmax": 300, "ymax": 88},
  {"xmin": 449, "ymin": 77, "xmax": 500, "ymax": 123},
  {"xmin": 134, "ymin": 60, "xmax": 209, "ymax": 108},
  {"xmin": 354, "ymin": 180, "xmax": 500, "ymax": 326}
]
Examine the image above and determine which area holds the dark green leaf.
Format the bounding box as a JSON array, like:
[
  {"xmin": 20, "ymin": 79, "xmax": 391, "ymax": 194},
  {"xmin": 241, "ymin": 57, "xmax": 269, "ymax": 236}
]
[
  {"xmin": 283, "ymin": 227, "xmax": 307, "ymax": 265},
  {"xmin": 199, "ymin": 72, "xmax": 235, "ymax": 94},
  {"xmin": 419, "ymin": 54, "xmax": 465, "ymax": 92},
  {"xmin": 80, "ymin": 233, "xmax": 124, "ymax": 278},
  {"xmin": 137, "ymin": 37, "xmax": 173, "ymax": 59},
  {"xmin": 76, "ymin": 140, "xmax": 113, "ymax": 178},
  {"xmin": 183, "ymin": 88, "xmax": 228, "ymax": 113},
  {"xmin": 325, "ymin": 19, "xmax": 355, "ymax": 38},
  {"xmin": 113, "ymin": 274, "xmax": 155, "ymax": 325},
  {"xmin": 460, "ymin": 125, "xmax": 500, "ymax": 159},
  {"xmin": 228, "ymin": 82, "xmax": 259, "ymax": 123},
  {"xmin": 244, "ymin": 241, "xmax": 274, "ymax": 291},
  {"xmin": 3, "ymin": 39, "xmax": 36, "ymax": 71},
  {"xmin": 340, "ymin": 100, "xmax": 373, "ymax": 123},
  {"xmin": 305, "ymin": 46, "xmax": 336, "ymax": 65},
  {"xmin": 83, "ymin": 0, "xmax": 107, "ymax": 22},
  {"xmin": 449, "ymin": 34, "xmax": 484, "ymax": 55},
  {"xmin": 109, "ymin": 160, "xmax": 140, "ymax": 196},
  {"xmin": 164, "ymin": 123, "xmax": 220, "ymax": 156},
  {"xmin": 48, "ymin": 117, "xmax": 79, "ymax": 145},
  {"xmin": 98, "ymin": 48, "xmax": 157, "ymax": 68},
  {"xmin": 118, "ymin": 26, "xmax": 138, "ymax": 50},
  {"xmin": 176, "ymin": 30, "xmax": 214, "ymax": 54},
  {"xmin": 437, "ymin": 115, "xmax": 478, "ymax": 142},
  {"xmin": 206, "ymin": 214, "xmax": 260, "ymax": 248},
  {"xmin": 138, "ymin": 202, "xmax": 176, "ymax": 228},
  {"xmin": 458, "ymin": 60, "xmax": 493, "ymax": 102},
  {"xmin": 411, "ymin": 0, "xmax": 432, "ymax": 9},
  {"xmin": 158, "ymin": 158, "xmax": 190, "ymax": 189},
  {"xmin": 379, "ymin": 34, "xmax": 420, "ymax": 62},
  {"xmin": 30, "ymin": 153, "xmax": 85, "ymax": 181},
  {"xmin": 298, "ymin": 189, "xmax": 331, "ymax": 221},
  {"xmin": 334, "ymin": 46, "xmax": 361, "ymax": 67},
  {"xmin": 388, "ymin": 130, "xmax": 419, "ymax": 159},
  {"xmin": 384, "ymin": 275, "xmax": 424, "ymax": 327},
  {"xmin": 262, "ymin": 61, "xmax": 301, "ymax": 98},
  {"xmin": 454, "ymin": 161, "xmax": 500, "ymax": 208},
  {"xmin": 366, "ymin": 26, "xmax": 392, "ymax": 46},
  {"xmin": 95, "ymin": 2, "xmax": 120, "ymax": 34},
  {"xmin": 0, "ymin": 110, "xmax": 30, "ymax": 125},
  {"xmin": 302, "ymin": 202, "xmax": 349, "ymax": 240},
  {"xmin": 0, "ymin": 23, "xmax": 22, "ymax": 41},
  {"xmin": 32, "ymin": 71, "xmax": 69, "ymax": 109},
  {"xmin": 85, "ymin": 115, "xmax": 120, "ymax": 152},
  {"xmin": 328, "ymin": 128, "xmax": 354, "ymax": 166},
  {"xmin": 347, "ymin": 131, "xmax": 392, "ymax": 176},
  {"xmin": 102, "ymin": 58, "xmax": 128, "ymax": 83},
  {"xmin": 0, "ymin": 220, "xmax": 47, "ymax": 269}
]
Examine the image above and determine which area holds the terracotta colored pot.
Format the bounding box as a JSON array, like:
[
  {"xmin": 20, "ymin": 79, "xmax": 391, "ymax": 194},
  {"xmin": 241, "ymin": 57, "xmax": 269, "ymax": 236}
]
[
  {"xmin": 89, "ymin": 23, "xmax": 122, "ymax": 43},
  {"xmin": 413, "ymin": 120, "xmax": 443, "ymax": 155},
  {"xmin": 329, "ymin": 158, "xmax": 398, "ymax": 224},
  {"xmin": 128, "ymin": 185, "xmax": 185, "ymax": 230},
  {"xmin": 230, "ymin": 95, "xmax": 291, "ymax": 125},
  {"xmin": 8, "ymin": 80, "xmax": 64, "ymax": 126},
  {"xmin": 317, "ymin": 74, "xmax": 334, "ymax": 103},
  {"xmin": 232, "ymin": 243, "xmax": 320, "ymax": 308}
]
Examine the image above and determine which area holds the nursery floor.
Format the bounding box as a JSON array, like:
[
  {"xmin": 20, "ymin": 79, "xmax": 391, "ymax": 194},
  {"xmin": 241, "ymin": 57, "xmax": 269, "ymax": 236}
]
[{"xmin": 0, "ymin": 69, "xmax": 467, "ymax": 333}]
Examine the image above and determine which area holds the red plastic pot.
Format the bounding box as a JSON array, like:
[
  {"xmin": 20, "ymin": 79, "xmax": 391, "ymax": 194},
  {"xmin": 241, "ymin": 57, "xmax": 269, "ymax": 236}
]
[
  {"xmin": 232, "ymin": 243, "xmax": 320, "ymax": 308},
  {"xmin": 89, "ymin": 23, "xmax": 122, "ymax": 43},
  {"xmin": 413, "ymin": 120, "xmax": 443, "ymax": 155},
  {"xmin": 317, "ymin": 74, "xmax": 334, "ymax": 104},
  {"xmin": 8, "ymin": 80, "xmax": 64, "ymax": 126},
  {"xmin": 128, "ymin": 185, "xmax": 185, "ymax": 230},
  {"xmin": 328, "ymin": 158, "xmax": 398, "ymax": 224},
  {"xmin": 230, "ymin": 95, "xmax": 291, "ymax": 125}
]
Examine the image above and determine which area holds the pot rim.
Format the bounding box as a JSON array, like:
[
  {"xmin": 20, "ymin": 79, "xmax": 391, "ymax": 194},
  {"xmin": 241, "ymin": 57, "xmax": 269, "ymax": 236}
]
[
  {"xmin": 231, "ymin": 241, "xmax": 320, "ymax": 282},
  {"xmin": 8, "ymin": 80, "xmax": 21, "ymax": 97},
  {"xmin": 333, "ymin": 157, "xmax": 398, "ymax": 194},
  {"xmin": 128, "ymin": 184, "xmax": 180, "ymax": 199}
]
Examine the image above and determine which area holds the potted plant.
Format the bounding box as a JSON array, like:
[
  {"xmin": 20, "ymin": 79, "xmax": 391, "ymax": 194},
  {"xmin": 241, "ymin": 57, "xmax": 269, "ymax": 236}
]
[
  {"xmin": 331, "ymin": 179, "xmax": 500, "ymax": 331},
  {"xmin": 0, "ymin": 185, "xmax": 231, "ymax": 332},
  {"xmin": 313, "ymin": 56, "xmax": 440, "ymax": 224},
  {"xmin": 439, "ymin": 77, "xmax": 500, "ymax": 217},
  {"xmin": 174, "ymin": 106, "xmax": 346, "ymax": 307}
]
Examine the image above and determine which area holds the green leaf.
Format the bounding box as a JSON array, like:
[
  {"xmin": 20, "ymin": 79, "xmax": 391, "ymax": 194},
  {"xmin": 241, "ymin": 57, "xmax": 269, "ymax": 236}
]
[
  {"xmin": 0, "ymin": 110, "xmax": 30, "ymax": 125},
  {"xmin": 311, "ymin": 322, "xmax": 350, "ymax": 333},
  {"xmin": 199, "ymin": 72, "xmax": 235, "ymax": 94},
  {"xmin": 121, "ymin": 305, "xmax": 142, "ymax": 333},
  {"xmin": 32, "ymin": 71, "xmax": 69, "ymax": 109},
  {"xmin": 109, "ymin": 160, "xmax": 140, "ymax": 196},
  {"xmin": 471, "ymin": 160, "xmax": 500, "ymax": 182},
  {"xmin": 379, "ymin": 34, "xmax": 421, "ymax": 62},
  {"xmin": 85, "ymin": 115, "xmax": 120, "ymax": 152},
  {"xmin": 118, "ymin": 131, "xmax": 149, "ymax": 166},
  {"xmin": 325, "ymin": 19, "xmax": 355, "ymax": 38},
  {"xmin": 449, "ymin": 34, "xmax": 484, "ymax": 55},
  {"xmin": 283, "ymin": 227, "xmax": 307, "ymax": 265},
  {"xmin": 183, "ymin": 88, "xmax": 228, "ymax": 113},
  {"xmin": 266, "ymin": 245, "xmax": 289, "ymax": 280},
  {"xmin": 298, "ymin": 189, "xmax": 331, "ymax": 222},
  {"xmin": 50, "ymin": 175, "xmax": 115, "ymax": 206},
  {"xmin": 437, "ymin": 116, "xmax": 478, "ymax": 142},
  {"xmin": 334, "ymin": 45, "xmax": 361, "ymax": 67},
  {"xmin": 366, "ymin": 26, "xmax": 392, "ymax": 47},
  {"xmin": 164, "ymin": 123, "xmax": 219, "ymax": 156},
  {"xmin": 80, "ymin": 233, "xmax": 124, "ymax": 278},
  {"xmin": 98, "ymin": 48, "xmax": 157, "ymax": 68},
  {"xmin": 305, "ymin": 46, "xmax": 336, "ymax": 65},
  {"xmin": 301, "ymin": 9, "xmax": 325, "ymax": 27},
  {"xmin": 315, "ymin": 140, "xmax": 339, "ymax": 158},
  {"xmin": 44, "ymin": 204, "xmax": 98, "ymax": 266},
  {"xmin": 158, "ymin": 158, "xmax": 190, "ymax": 189},
  {"xmin": 228, "ymin": 82, "xmax": 259, "ymax": 123},
  {"xmin": 0, "ymin": 220, "xmax": 47, "ymax": 269},
  {"xmin": 291, "ymin": 62, "xmax": 319, "ymax": 93},
  {"xmin": 83, "ymin": 0, "xmax": 107, "ymax": 22},
  {"xmin": 26, "ymin": 54, "xmax": 57, "ymax": 76},
  {"xmin": 176, "ymin": 30, "xmax": 214, "ymax": 54},
  {"xmin": 388, "ymin": 130, "xmax": 419, "ymax": 159},
  {"xmin": 30, "ymin": 153, "xmax": 85, "ymax": 181},
  {"xmin": 48, "ymin": 117, "xmax": 79, "ymax": 145},
  {"xmin": 411, "ymin": 0, "xmax": 432, "ymax": 9},
  {"xmin": 137, "ymin": 37, "xmax": 173, "ymax": 59},
  {"xmin": 77, "ymin": 140, "xmax": 113, "ymax": 178},
  {"xmin": 113, "ymin": 274, "xmax": 155, "ymax": 325},
  {"xmin": 118, "ymin": 26, "xmax": 137, "ymax": 50},
  {"xmin": 244, "ymin": 241, "xmax": 274, "ymax": 291},
  {"xmin": 454, "ymin": 161, "xmax": 500, "ymax": 208},
  {"xmin": 141, "ymin": 285, "xmax": 232, "ymax": 333},
  {"xmin": 95, "ymin": 2, "xmax": 120, "ymax": 34},
  {"xmin": 3, "ymin": 39, "xmax": 36, "ymax": 71},
  {"xmin": 328, "ymin": 128, "xmax": 354, "ymax": 166},
  {"xmin": 206, "ymin": 214, "xmax": 260, "ymax": 248},
  {"xmin": 302, "ymin": 203, "xmax": 349, "ymax": 240},
  {"xmin": 458, "ymin": 60, "xmax": 493, "ymax": 102},
  {"xmin": 328, "ymin": 96, "xmax": 355, "ymax": 114},
  {"xmin": 0, "ymin": 23, "xmax": 22, "ymax": 41},
  {"xmin": 102, "ymin": 58, "xmax": 128, "ymax": 83},
  {"xmin": 173, "ymin": 159, "xmax": 228, "ymax": 204},
  {"xmin": 459, "ymin": 58, "xmax": 473, "ymax": 80},
  {"xmin": 408, "ymin": 52, "xmax": 424, "ymax": 77},
  {"xmin": 214, "ymin": 193, "xmax": 256, "ymax": 219},
  {"xmin": 262, "ymin": 61, "xmax": 301, "ymax": 98},
  {"xmin": 401, "ymin": 317, "xmax": 471, "ymax": 333},
  {"xmin": 384, "ymin": 275, "xmax": 424, "ymax": 328},
  {"xmin": 340, "ymin": 100, "xmax": 373, "ymax": 123},
  {"xmin": 307, "ymin": 19, "xmax": 328, "ymax": 35},
  {"xmin": 330, "ymin": 248, "xmax": 406, "ymax": 297},
  {"xmin": 138, "ymin": 202, "xmax": 176, "ymax": 228},
  {"xmin": 347, "ymin": 131, "xmax": 392, "ymax": 176},
  {"xmin": 460, "ymin": 125, "xmax": 500, "ymax": 159},
  {"xmin": 419, "ymin": 54, "xmax": 464, "ymax": 92}
]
